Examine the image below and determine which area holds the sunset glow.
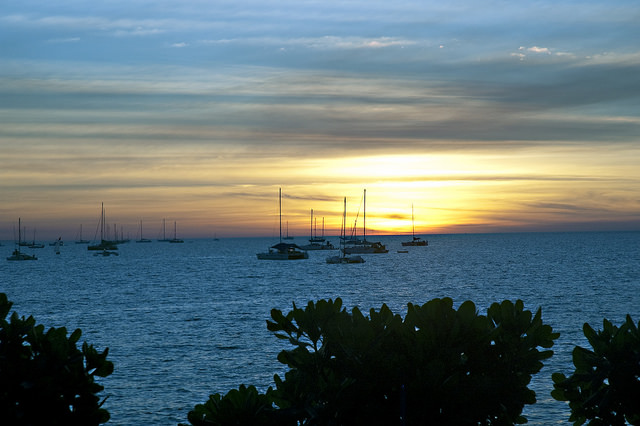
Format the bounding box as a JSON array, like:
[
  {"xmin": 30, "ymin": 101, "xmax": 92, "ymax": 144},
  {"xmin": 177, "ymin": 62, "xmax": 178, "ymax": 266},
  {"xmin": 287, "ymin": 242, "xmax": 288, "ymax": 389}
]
[{"xmin": 1, "ymin": 1, "xmax": 639, "ymax": 240}]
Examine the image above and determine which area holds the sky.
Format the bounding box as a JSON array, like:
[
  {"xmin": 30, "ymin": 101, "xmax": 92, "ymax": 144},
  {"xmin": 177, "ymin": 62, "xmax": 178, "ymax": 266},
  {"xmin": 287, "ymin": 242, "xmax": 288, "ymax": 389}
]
[{"xmin": 1, "ymin": 0, "xmax": 639, "ymax": 240}]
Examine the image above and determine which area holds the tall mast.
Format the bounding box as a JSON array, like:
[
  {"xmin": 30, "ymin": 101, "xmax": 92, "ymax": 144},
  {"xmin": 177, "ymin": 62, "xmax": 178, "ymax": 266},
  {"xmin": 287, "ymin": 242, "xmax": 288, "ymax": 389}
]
[
  {"xmin": 363, "ymin": 189, "xmax": 366, "ymax": 242},
  {"xmin": 310, "ymin": 209, "xmax": 313, "ymax": 240},
  {"xmin": 278, "ymin": 187, "xmax": 282, "ymax": 243},
  {"xmin": 412, "ymin": 204, "xmax": 415, "ymax": 238},
  {"xmin": 101, "ymin": 202, "xmax": 105, "ymax": 242},
  {"xmin": 342, "ymin": 197, "xmax": 347, "ymax": 256},
  {"xmin": 343, "ymin": 198, "xmax": 347, "ymax": 240}
]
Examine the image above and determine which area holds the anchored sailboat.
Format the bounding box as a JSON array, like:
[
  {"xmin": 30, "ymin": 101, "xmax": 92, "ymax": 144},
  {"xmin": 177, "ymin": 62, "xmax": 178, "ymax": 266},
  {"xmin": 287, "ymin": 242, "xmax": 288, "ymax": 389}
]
[
  {"xmin": 257, "ymin": 188, "xmax": 308, "ymax": 260},
  {"xmin": 6, "ymin": 218, "xmax": 37, "ymax": 261},
  {"xmin": 343, "ymin": 189, "xmax": 388, "ymax": 254},
  {"xmin": 169, "ymin": 221, "xmax": 184, "ymax": 243},
  {"xmin": 300, "ymin": 209, "xmax": 335, "ymax": 250},
  {"xmin": 327, "ymin": 198, "xmax": 365, "ymax": 264},
  {"xmin": 88, "ymin": 203, "xmax": 118, "ymax": 252},
  {"xmin": 136, "ymin": 219, "xmax": 152, "ymax": 243},
  {"xmin": 401, "ymin": 204, "xmax": 428, "ymax": 246},
  {"xmin": 75, "ymin": 224, "xmax": 90, "ymax": 244}
]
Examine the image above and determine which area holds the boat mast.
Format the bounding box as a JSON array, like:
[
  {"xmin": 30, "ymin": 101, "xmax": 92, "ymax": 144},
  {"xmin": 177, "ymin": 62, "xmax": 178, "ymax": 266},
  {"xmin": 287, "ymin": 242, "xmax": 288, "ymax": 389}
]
[
  {"xmin": 342, "ymin": 197, "xmax": 347, "ymax": 256},
  {"xmin": 310, "ymin": 209, "xmax": 313, "ymax": 240},
  {"xmin": 363, "ymin": 189, "xmax": 366, "ymax": 242},
  {"xmin": 101, "ymin": 202, "xmax": 105, "ymax": 242},
  {"xmin": 279, "ymin": 187, "xmax": 282, "ymax": 243},
  {"xmin": 412, "ymin": 203, "xmax": 415, "ymax": 239}
]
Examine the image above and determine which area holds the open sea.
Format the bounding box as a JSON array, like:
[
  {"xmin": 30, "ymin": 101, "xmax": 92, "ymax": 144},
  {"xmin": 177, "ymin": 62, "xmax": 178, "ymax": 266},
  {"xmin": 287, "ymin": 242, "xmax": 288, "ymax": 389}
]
[{"xmin": 2, "ymin": 231, "xmax": 639, "ymax": 425}]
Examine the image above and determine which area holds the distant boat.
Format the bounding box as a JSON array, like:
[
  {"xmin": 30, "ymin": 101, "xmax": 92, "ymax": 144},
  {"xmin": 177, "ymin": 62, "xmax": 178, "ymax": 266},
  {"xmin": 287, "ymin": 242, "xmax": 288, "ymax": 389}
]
[
  {"xmin": 343, "ymin": 189, "xmax": 388, "ymax": 254},
  {"xmin": 327, "ymin": 197, "xmax": 365, "ymax": 264},
  {"xmin": 136, "ymin": 219, "xmax": 152, "ymax": 243},
  {"xmin": 169, "ymin": 221, "xmax": 184, "ymax": 243},
  {"xmin": 27, "ymin": 229, "xmax": 45, "ymax": 249},
  {"xmin": 283, "ymin": 221, "xmax": 294, "ymax": 240},
  {"xmin": 53, "ymin": 237, "xmax": 62, "ymax": 255},
  {"xmin": 88, "ymin": 203, "xmax": 118, "ymax": 251},
  {"xmin": 75, "ymin": 224, "xmax": 90, "ymax": 244},
  {"xmin": 401, "ymin": 204, "xmax": 428, "ymax": 247},
  {"xmin": 158, "ymin": 218, "xmax": 171, "ymax": 242},
  {"xmin": 300, "ymin": 209, "xmax": 335, "ymax": 251},
  {"xmin": 6, "ymin": 218, "xmax": 37, "ymax": 261},
  {"xmin": 257, "ymin": 188, "xmax": 308, "ymax": 260}
]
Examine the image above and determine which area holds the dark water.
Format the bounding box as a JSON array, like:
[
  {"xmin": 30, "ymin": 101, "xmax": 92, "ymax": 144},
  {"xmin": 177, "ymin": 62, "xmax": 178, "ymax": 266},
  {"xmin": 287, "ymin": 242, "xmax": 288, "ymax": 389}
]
[{"xmin": 2, "ymin": 232, "xmax": 639, "ymax": 425}]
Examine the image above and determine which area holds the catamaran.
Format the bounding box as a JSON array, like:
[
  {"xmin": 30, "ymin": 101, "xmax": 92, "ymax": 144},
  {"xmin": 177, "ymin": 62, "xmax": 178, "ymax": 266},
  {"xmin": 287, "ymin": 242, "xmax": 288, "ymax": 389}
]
[{"xmin": 257, "ymin": 188, "xmax": 308, "ymax": 260}]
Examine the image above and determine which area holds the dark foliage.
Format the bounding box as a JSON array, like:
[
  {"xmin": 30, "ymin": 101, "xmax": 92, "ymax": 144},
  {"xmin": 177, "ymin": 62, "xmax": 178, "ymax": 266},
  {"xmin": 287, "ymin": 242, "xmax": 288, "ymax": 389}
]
[
  {"xmin": 0, "ymin": 293, "xmax": 113, "ymax": 425},
  {"xmin": 187, "ymin": 297, "xmax": 558, "ymax": 425},
  {"xmin": 552, "ymin": 315, "xmax": 640, "ymax": 425}
]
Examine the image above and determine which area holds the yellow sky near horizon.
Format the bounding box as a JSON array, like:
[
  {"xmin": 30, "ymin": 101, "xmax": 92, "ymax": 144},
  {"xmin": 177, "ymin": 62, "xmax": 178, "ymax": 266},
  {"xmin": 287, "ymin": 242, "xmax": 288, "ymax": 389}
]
[{"xmin": 1, "ymin": 142, "xmax": 638, "ymax": 241}]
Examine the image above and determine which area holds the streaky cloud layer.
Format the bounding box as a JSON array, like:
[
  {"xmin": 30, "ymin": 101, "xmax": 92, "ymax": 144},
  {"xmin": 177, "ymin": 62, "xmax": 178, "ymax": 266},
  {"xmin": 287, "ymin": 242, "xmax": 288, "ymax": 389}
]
[{"xmin": 1, "ymin": 0, "xmax": 639, "ymax": 239}]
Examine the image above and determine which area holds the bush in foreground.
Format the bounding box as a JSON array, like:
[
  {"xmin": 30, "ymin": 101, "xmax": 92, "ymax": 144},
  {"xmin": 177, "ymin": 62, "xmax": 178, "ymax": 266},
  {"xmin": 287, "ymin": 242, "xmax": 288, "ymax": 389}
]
[
  {"xmin": 186, "ymin": 297, "xmax": 558, "ymax": 425},
  {"xmin": 552, "ymin": 315, "xmax": 640, "ymax": 425},
  {"xmin": 0, "ymin": 293, "xmax": 113, "ymax": 425}
]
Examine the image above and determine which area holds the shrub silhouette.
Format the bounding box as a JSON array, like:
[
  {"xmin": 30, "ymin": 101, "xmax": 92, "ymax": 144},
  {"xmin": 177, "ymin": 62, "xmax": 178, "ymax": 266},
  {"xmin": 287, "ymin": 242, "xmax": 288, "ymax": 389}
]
[
  {"xmin": 186, "ymin": 297, "xmax": 558, "ymax": 425},
  {"xmin": 0, "ymin": 293, "xmax": 113, "ymax": 425},
  {"xmin": 552, "ymin": 315, "xmax": 640, "ymax": 425}
]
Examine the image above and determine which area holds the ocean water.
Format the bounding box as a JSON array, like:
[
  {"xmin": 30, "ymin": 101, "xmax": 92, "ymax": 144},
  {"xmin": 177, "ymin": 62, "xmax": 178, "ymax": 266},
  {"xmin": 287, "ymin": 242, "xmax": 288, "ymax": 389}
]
[{"xmin": 1, "ymin": 231, "xmax": 639, "ymax": 425}]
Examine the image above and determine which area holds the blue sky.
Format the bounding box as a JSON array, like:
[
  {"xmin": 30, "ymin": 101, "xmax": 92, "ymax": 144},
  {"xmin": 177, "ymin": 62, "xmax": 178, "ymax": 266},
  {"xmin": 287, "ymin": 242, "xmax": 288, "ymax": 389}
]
[{"xmin": 1, "ymin": 0, "xmax": 639, "ymax": 239}]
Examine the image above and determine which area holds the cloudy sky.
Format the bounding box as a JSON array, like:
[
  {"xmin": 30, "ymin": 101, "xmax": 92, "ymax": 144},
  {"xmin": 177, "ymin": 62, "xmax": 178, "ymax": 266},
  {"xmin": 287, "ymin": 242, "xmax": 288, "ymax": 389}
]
[{"xmin": 1, "ymin": 0, "xmax": 639, "ymax": 239}]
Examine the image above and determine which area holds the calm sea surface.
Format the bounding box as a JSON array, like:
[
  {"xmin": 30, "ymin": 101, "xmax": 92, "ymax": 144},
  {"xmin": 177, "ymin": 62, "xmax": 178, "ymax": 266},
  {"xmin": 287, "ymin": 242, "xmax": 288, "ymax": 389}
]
[{"xmin": 2, "ymin": 232, "xmax": 639, "ymax": 425}]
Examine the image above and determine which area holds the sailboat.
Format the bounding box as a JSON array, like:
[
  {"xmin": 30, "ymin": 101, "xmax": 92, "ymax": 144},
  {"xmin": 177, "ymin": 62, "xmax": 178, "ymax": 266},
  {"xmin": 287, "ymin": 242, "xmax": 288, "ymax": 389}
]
[
  {"xmin": 136, "ymin": 219, "xmax": 152, "ymax": 243},
  {"xmin": 401, "ymin": 204, "xmax": 428, "ymax": 246},
  {"xmin": 169, "ymin": 221, "xmax": 184, "ymax": 243},
  {"xmin": 6, "ymin": 218, "xmax": 38, "ymax": 261},
  {"xmin": 27, "ymin": 229, "xmax": 45, "ymax": 248},
  {"xmin": 88, "ymin": 203, "xmax": 118, "ymax": 253},
  {"xmin": 343, "ymin": 189, "xmax": 388, "ymax": 254},
  {"xmin": 300, "ymin": 209, "xmax": 335, "ymax": 250},
  {"xmin": 75, "ymin": 224, "xmax": 90, "ymax": 244},
  {"xmin": 257, "ymin": 188, "xmax": 308, "ymax": 260},
  {"xmin": 158, "ymin": 219, "xmax": 170, "ymax": 242},
  {"xmin": 283, "ymin": 221, "xmax": 294, "ymax": 240},
  {"xmin": 53, "ymin": 237, "xmax": 62, "ymax": 255},
  {"xmin": 327, "ymin": 198, "xmax": 365, "ymax": 264}
]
